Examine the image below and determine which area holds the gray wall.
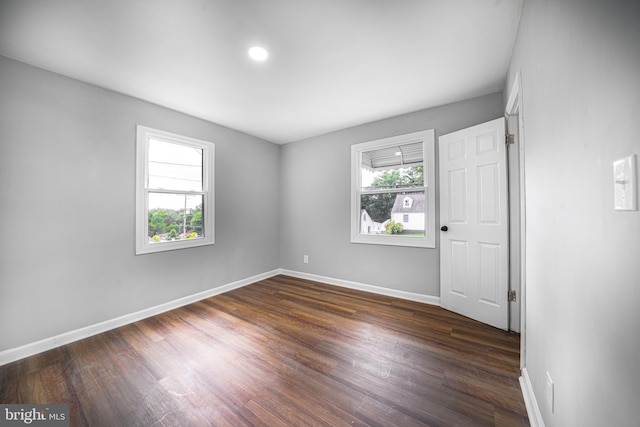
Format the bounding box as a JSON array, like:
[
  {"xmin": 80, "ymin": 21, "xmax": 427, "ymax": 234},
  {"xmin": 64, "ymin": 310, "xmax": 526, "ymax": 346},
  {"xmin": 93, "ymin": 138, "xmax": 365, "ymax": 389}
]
[
  {"xmin": 0, "ymin": 56, "xmax": 281, "ymax": 352},
  {"xmin": 505, "ymin": 0, "xmax": 640, "ymax": 425},
  {"xmin": 279, "ymin": 93, "xmax": 504, "ymax": 296}
]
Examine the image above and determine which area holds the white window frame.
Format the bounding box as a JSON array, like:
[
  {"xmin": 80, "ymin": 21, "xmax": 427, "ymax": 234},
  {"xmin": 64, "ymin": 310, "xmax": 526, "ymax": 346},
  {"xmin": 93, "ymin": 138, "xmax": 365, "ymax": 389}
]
[
  {"xmin": 350, "ymin": 129, "xmax": 436, "ymax": 248},
  {"xmin": 135, "ymin": 125, "xmax": 215, "ymax": 254}
]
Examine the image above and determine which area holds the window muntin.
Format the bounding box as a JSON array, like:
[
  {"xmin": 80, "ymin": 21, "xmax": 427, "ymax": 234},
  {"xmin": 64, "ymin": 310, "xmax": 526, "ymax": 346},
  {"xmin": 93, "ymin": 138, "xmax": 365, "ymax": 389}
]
[
  {"xmin": 351, "ymin": 130, "xmax": 435, "ymax": 248},
  {"xmin": 136, "ymin": 126, "xmax": 214, "ymax": 254}
]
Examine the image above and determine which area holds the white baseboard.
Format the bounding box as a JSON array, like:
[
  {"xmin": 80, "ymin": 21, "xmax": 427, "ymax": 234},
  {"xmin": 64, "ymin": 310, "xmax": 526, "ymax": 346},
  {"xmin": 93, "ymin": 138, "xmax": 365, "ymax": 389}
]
[
  {"xmin": 1, "ymin": 269, "xmax": 440, "ymax": 366},
  {"xmin": 520, "ymin": 367, "xmax": 545, "ymax": 427},
  {"xmin": 278, "ymin": 269, "xmax": 441, "ymax": 306},
  {"xmin": 0, "ymin": 269, "xmax": 281, "ymax": 366}
]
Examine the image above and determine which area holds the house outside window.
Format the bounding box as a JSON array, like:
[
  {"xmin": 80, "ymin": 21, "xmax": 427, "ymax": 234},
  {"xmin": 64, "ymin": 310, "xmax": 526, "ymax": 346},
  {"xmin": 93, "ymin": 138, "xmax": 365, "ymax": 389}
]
[
  {"xmin": 135, "ymin": 126, "xmax": 215, "ymax": 254},
  {"xmin": 350, "ymin": 129, "xmax": 435, "ymax": 248}
]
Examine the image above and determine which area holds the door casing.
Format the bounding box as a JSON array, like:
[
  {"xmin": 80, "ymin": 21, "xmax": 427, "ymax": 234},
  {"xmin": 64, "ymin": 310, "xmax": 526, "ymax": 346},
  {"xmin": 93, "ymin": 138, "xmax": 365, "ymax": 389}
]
[{"xmin": 505, "ymin": 71, "xmax": 527, "ymax": 368}]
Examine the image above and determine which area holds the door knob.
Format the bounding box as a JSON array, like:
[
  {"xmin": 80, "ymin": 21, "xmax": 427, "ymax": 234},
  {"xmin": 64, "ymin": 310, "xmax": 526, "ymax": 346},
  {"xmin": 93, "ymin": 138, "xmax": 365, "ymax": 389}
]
[{"xmin": 440, "ymin": 225, "xmax": 448, "ymax": 232}]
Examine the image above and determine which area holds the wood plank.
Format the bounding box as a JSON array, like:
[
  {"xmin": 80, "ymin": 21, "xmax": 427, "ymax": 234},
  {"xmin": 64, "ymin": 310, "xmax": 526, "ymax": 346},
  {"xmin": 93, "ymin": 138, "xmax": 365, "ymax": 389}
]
[{"xmin": 0, "ymin": 275, "xmax": 529, "ymax": 426}]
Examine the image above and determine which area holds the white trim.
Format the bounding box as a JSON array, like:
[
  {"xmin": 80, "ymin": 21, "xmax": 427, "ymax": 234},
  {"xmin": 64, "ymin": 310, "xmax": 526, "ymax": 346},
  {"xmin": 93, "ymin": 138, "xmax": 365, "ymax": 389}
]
[
  {"xmin": 350, "ymin": 129, "xmax": 436, "ymax": 249},
  {"xmin": 505, "ymin": 73, "xmax": 521, "ymax": 115},
  {"xmin": 278, "ymin": 269, "xmax": 441, "ymax": 306},
  {"xmin": 0, "ymin": 268, "xmax": 441, "ymax": 366},
  {"xmin": 520, "ymin": 367, "xmax": 545, "ymax": 427},
  {"xmin": 505, "ymin": 71, "xmax": 528, "ymax": 368},
  {"xmin": 0, "ymin": 270, "xmax": 280, "ymax": 366},
  {"xmin": 511, "ymin": 75, "xmax": 534, "ymax": 427},
  {"xmin": 0, "ymin": 269, "xmax": 440, "ymax": 366},
  {"xmin": 135, "ymin": 125, "xmax": 215, "ymax": 255},
  {"xmin": 0, "ymin": 269, "xmax": 439, "ymax": 366}
]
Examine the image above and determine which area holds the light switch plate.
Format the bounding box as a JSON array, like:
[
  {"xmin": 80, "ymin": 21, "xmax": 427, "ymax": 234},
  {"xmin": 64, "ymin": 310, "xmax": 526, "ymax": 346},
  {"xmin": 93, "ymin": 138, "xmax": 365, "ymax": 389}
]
[{"xmin": 613, "ymin": 154, "xmax": 637, "ymax": 211}]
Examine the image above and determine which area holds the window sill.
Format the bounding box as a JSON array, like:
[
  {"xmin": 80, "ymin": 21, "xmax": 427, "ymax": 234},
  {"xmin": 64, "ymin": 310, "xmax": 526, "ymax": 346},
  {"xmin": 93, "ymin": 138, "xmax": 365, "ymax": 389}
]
[
  {"xmin": 351, "ymin": 235, "xmax": 435, "ymax": 249},
  {"xmin": 135, "ymin": 237, "xmax": 215, "ymax": 255}
]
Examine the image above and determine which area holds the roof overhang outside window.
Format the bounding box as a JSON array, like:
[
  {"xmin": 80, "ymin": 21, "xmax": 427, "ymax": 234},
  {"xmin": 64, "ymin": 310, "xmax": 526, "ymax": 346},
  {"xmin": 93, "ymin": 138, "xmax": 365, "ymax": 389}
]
[{"xmin": 361, "ymin": 141, "xmax": 424, "ymax": 171}]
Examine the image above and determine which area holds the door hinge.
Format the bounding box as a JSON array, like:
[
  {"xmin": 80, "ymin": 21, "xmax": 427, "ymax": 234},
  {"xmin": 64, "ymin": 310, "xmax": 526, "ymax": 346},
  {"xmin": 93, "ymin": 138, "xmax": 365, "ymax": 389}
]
[
  {"xmin": 508, "ymin": 290, "xmax": 517, "ymax": 302},
  {"xmin": 506, "ymin": 133, "xmax": 515, "ymax": 145}
]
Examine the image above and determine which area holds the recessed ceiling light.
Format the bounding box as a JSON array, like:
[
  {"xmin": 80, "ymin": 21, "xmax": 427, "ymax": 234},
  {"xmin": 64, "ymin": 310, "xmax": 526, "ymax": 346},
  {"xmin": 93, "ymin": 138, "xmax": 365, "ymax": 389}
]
[{"xmin": 248, "ymin": 46, "xmax": 269, "ymax": 61}]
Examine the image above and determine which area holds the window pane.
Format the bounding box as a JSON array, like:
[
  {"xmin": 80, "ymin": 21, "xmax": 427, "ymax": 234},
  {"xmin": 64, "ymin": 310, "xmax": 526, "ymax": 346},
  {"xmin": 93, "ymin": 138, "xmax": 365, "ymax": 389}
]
[
  {"xmin": 360, "ymin": 141, "xmax": 424, "ymax": 191},
  {"xmin": 360, "ymin": 191, "xmax": 425, "ymax": 237},
  {"xmin": 361, "ymin": 141, "xmax": 423, "ymax": 169},
  {"xmin": 361, "ymin": 165, "xmax": 424, "ymax": 191},
  {"xmin": 148, "ymin": 139, "xmax": 203, "ymax": 191},
  {"xmin": 148, "ymin": 193, "xmax": 204, "ymax": 243}
]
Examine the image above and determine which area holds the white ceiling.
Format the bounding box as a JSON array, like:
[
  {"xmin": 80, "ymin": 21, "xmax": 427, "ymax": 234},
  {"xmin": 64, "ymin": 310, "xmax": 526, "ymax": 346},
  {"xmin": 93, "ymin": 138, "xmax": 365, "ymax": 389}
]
[{"xmin": 0, "ymin": 0, "xmax": 523, "ymax": 144}]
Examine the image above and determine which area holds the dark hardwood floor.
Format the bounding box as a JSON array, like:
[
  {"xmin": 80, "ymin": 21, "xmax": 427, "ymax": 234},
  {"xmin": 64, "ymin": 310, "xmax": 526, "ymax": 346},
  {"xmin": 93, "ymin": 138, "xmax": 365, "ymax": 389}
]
[{"xmin": 0, "ymin": 275, "xmax": 529, "ymax": 426}]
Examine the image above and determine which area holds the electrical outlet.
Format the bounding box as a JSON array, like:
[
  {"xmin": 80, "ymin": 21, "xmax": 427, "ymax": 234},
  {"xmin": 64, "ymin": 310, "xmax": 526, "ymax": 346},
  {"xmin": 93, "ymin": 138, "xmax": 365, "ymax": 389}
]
[
  {"xmin": 303, "ymin": 255, "xmax": 309, "ymax": 264},
  {"xmin": 546, "ymin": 371, "xmax": 555, "ymax": 413}
]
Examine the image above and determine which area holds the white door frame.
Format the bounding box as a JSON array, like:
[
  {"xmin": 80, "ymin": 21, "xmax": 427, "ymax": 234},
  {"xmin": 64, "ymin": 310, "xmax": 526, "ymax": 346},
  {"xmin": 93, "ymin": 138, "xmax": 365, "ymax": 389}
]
[{"xmin": 505, "ymin": 71, "xmax": 527, "ymax": 369}]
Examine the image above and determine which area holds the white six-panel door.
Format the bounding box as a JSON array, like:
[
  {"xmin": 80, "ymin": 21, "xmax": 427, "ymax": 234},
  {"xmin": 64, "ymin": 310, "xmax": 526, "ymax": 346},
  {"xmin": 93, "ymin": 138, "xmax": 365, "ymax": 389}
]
[{"xmin": 439, "ymin": 118, "xmax": 508, "ymax": 330}]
